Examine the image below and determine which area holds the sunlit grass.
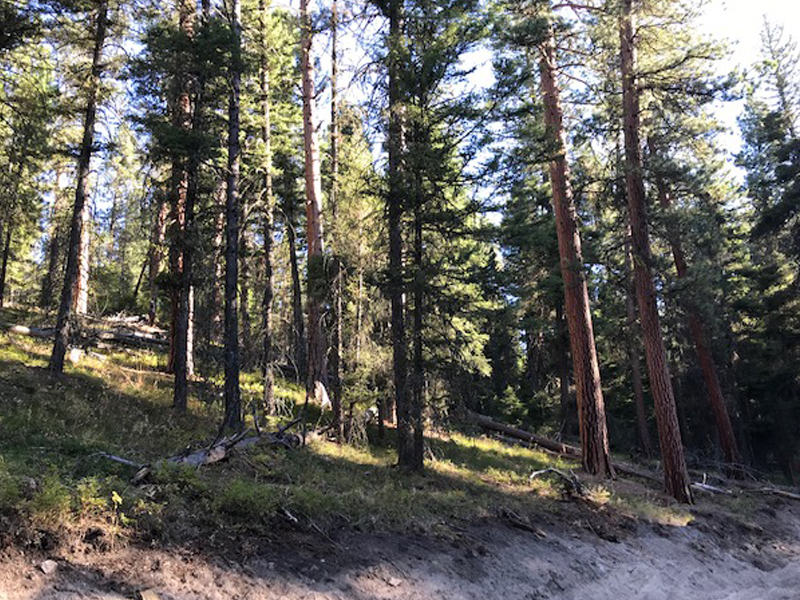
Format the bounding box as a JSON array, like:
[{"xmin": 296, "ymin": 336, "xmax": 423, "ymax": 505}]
[
  {"xmin": 610, "ymin": 492, "xmax": 694, "ymax": 526},
  {"xmin": 0, "ymin": 315, "xmax": 699, "ymax": 547}
]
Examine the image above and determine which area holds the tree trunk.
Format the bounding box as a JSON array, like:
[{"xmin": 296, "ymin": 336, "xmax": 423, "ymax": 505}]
[
  {"xmin": 41, "ymin": 167, "xmax": 66, "ymax": 309},
  {"xmin": 538, "ymin": 16, "xmax": 613, "ymax": 477},
  {"xmin": 624, "ymin": 234, "xmax": 653, "ymax": 456},
  {"xmin": 240, "ymin": 198, "xmax": 252, "ymax": 368},
  {"xmin": 148, "ymin": 196, "xmax": 168, "ymax": 325},
  {"xmin": 50, "ymin": 0, "xmax": 108, "ymax": 374},
  {"xmin": 172, "ymin": 0, "xmax": 197, "ymax": 412},
  {"xmin": 300, "ymin": 0, "xmax": 329, "ymax": 408},
  {"xmin": 329, "ymin": 0, "xmax": 344, "ymax": 441},
  {"xmin": 555, "ymin": 303, "xmax": 571, "ymax": 434},
  {"xmin": 288, "ymin": 215, "xmax": 307, "ymax": 382},
  {"xmin": 260, "ymin": 0, "xmax": 276, "ymax": 416},
  {"xmin": 383, "ymin": 0, "xmax": 413, "ymax": 468},
  {"xmin": 411, "ymin": 191, "xmax": 425, "ymax": 470},
  {"xmin": 223, "ymin": 0, "xmax": 243, "ymax": 431},
  {"xmin": 41, "ymin": 223, "xmax": 62, "ymax": 309},
  {"xmin": 619, "ymin": 0, "xmax": 691, "ymax": 502},
  {"xmin": 647, "ymin": 138, "xmax": 740, "ymax": 468},
  {"xmin": 0, "ymin": 224, "xmax": 12, "ymax": 307},
  {"xmin": 72, "ymin": 195, "xmax": 91, "ymax": 314},
  {"xmin": 209, "ymin": 182, "xmax": 225, "ymax": 343}
]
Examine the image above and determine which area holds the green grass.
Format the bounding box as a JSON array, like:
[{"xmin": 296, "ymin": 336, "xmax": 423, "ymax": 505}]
[{"xmin": 0, "ymin": 309, "xmax": 694, "ymax": 550}]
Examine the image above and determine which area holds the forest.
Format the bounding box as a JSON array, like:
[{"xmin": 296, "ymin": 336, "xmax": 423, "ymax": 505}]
[{"xmin": 0, "ymin": 0, "xmax": 799, "ymax": 597}]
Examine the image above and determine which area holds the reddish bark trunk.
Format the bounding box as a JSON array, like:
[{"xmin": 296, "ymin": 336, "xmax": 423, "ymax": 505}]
[
  {"xmin": 300, "ymin": 0, "xmax": 329, "ymax": 407},
  {"xmin": 538, "ymin": 17, "xmax": 614, "ymax": 477},
  {"xmin": 647, "ymin": 139, "xmax": 739, "ymax": 468},
  {"xmin": 619, "ymin": 0, "xmax": 692, "ymax": 502},
  {"xmin": 172, "ymin": 0, "xmax": 197, "ymax": 411}
]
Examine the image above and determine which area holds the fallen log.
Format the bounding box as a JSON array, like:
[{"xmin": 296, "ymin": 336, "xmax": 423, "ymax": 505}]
[
  {"xmin": 755, "ymin": 487, "xmax": 800, "ymax": 502},
  {"xmin": 6, "ymin": 322, "xmax": 168, "ymax": 350},
  {"xmin": 468, "ymin": 411, "xmax": 581, "ymax": 457},
  {"xmin": 92, "ymin": 330, "xmax": 169, "ymax": 349},
  {"xmin": 691, "ymin": 482, "xmax": 732, "ymax": 495},
  {"xmin": 5, "ymin": 324, "xmax": 55, "ymax": 338},
  {"xmin": 469, "ymin": 412, "xmax": 689, "ymax": 489}
]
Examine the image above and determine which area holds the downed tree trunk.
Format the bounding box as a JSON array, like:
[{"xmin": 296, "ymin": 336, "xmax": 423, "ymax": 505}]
[
  {"xmin": 755, "ymin": 487, "xmax": 800, "ymax": 502},
  {"xmin": 471, "ymin": 411, "xmax": 731, "ymax": 490},
  {"xmin": 93, "ymin": 330, "xmax": 169, "ymax": 349},
  {"xmin": 469, "ymin": 411, "xmax": 581, "ymax": 457},
  {"xmin": 5, "ymin": 324, "xmax": 55, "ymax": 338},
  {"xmin": 6, "ymin": 321, "xmax": 168, "ymax": 350}
]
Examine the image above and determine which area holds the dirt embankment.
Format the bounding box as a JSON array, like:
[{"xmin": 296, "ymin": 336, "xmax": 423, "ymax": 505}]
[{"xmin": 2, "ymin": 496, "xmax": 799, "ymax": 600}]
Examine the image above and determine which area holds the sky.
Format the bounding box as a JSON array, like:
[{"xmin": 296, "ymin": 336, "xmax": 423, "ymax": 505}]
[
  {"xmin": 697, "ymin": 0, "xmax": 799, "ymax": 169},
  {"xmin": 702, "ymin": 0, "xmax": 800, "ymax": 66}
]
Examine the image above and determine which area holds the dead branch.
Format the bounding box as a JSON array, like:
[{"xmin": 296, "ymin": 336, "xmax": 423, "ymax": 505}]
[
  {"xmin": 5, "ymin": 324, "xmax": 55, "ymax": 338},
  {"xmin": 530, "ymin": 467, "xmax": 587, "ymax": 497},
  {"xmin": 499, "ymin": 507, "xmax": 547, "ymax": 538},
  {"xmin": 5, "ymin": 321, "xmax": 168, "ymax": 350},
  {"xmin": 131, "ymin": 420, "xmax": 302, "ymax": 484},
  {"xmin": 91, "ymin": 452, "xmax": 144, "ymax": 469}
]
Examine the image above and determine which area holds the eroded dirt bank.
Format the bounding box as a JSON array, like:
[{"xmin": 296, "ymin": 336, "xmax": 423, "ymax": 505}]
[{"xmin": 2, "ymin": 497, "xmax": 799, "ymax": 600}]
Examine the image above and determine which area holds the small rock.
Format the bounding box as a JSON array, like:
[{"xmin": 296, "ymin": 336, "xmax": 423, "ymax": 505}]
[
  {"xmin": 138, "ymin": 590, "xmax": 161, "ymax": 600},
  {"xmin": 387, "ymin": 577, "xmax": 402, "ymax": 587},
  {"xmin": 39, "ymin": 560, "xmax": 58, "ymax": 575}
]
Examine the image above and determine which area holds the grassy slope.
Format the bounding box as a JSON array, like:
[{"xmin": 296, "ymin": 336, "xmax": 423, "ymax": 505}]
[{"xmin": 0, "ymin": 315, "xmax": 694, "ymax": 555}]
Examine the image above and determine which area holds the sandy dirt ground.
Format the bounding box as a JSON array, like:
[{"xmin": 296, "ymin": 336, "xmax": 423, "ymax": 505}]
[{"xmin": 1, "ymin": 498, "xmax": 799, "ymax": 600}]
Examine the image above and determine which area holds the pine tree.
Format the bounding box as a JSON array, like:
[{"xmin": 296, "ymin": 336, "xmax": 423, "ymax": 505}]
[
  {"xmin": 300, "ymin": 0, "xmax": 329, "ymax": 418},
  {"xmin": 534, "ymin": 4, "xmax": 613, "ymax": 477},
  {"xmin": 223, "ymin": 0, "xmax": 243, "ymax": 430},
  {"xmin": 50, "ymin": 0, "xmax": 109, "ymax": 373},
  {"xmin": 619, "ymin": 0, "xmax": 691, "ymax": 502}
]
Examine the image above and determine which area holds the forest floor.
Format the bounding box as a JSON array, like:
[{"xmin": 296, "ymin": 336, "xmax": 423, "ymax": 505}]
[{"xmin": 0, "ymin": 309, "xmax": 799, "ymax": 599}]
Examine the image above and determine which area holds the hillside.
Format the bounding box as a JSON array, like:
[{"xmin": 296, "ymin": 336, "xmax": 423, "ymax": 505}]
[{"xmin": 0, "ymin": 325, "xmax": 798, "ymax": 599}]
